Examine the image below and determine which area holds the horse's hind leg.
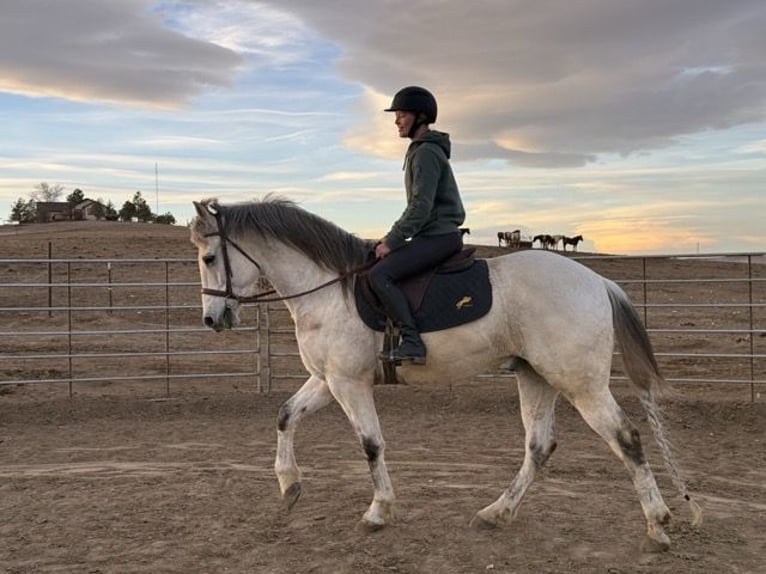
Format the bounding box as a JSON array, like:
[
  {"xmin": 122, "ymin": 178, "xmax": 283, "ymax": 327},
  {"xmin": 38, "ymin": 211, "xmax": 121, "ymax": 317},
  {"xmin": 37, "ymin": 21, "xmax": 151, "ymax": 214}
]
[
  {"xmin": 326, "ymin": 373, "xmax": 394, "ymax": 531},
  {"xmin": 472, "ymin": 362, "xmax": 559, "ymax": 528},
  {"xmin": 571, "ymin": 388, "xmax": 672, "ymax": 552},
  {"xmin": 275, "ymin": 374, "xmax": 333, "ymax": 509}
]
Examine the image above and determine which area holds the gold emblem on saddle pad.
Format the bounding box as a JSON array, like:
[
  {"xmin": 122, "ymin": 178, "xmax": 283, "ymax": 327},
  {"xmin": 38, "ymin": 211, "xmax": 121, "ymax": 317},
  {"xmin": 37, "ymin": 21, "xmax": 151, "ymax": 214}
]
[{"xmin": 456, "ymin": 295, "xmax": 473, "ymax": 309}]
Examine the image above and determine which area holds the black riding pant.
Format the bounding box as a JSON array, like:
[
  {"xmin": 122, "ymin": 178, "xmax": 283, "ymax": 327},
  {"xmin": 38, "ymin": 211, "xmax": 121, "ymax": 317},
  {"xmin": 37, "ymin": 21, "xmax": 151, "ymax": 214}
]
[{"xmin": 368, "ymin": 232, "xmax": 463, "ymax": 310}]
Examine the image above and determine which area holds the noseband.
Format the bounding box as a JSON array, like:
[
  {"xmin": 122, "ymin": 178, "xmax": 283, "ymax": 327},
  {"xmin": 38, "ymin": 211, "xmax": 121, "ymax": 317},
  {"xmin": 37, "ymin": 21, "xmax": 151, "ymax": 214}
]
[{"xmin": 199, "ymin": 208, "xmax": 374, "ymax": 304}]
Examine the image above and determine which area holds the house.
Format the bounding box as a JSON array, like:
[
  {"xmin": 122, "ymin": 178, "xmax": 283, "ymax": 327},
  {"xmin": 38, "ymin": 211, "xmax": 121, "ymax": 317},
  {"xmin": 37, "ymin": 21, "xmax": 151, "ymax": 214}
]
[
  {"xmin": 73, "ymin": 199, "xmax": 106, "ymax": 220},
  {"xmin": 35, "ymin": 199, "xmax": 107, "ymax": 222},
  {"xmin": 35, "ymin": 202, "xmax": 70, "ymax": 222}
]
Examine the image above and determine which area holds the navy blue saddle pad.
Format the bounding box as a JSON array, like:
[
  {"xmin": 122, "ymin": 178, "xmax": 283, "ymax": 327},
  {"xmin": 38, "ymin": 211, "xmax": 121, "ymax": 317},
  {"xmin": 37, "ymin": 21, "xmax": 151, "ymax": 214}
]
[{"xmin": 355, "ymin": 257, "xmax": 492, "ymax": 333}]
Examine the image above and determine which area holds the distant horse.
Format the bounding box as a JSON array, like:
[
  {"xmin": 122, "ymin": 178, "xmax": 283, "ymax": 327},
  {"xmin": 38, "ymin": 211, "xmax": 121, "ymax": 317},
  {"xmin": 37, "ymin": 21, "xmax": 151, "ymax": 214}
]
[
  {"xmin": 544, "ymin": 234, "xmax": 557, "ymax": 250},
  {"xmin": 497, "ymin": 230, "xmax": 520, "ymax": 247},
  {"xmin": 563, "ymin": 234, "xmax": 584, "ymax": 252},
  {"xmin": 551, "ymin": 234, "xmax": 564, "ymax": 251},
  {"xmin": 190, "ymin": 197, "xmax": 700, "ymax": 551},
  {"xmin": 459, "ymin": 227, "xmax": 471, "ymax": 237},
  {"xmin": 534, "ymin": 234, "xmax": 558, "ymax": 250}
]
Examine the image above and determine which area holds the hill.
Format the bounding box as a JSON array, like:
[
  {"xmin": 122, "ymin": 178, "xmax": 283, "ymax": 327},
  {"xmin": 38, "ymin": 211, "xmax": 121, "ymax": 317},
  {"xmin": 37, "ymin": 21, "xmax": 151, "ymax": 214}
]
[
  {"xmin": 0, "ymin": 221, "xmax": 194, "ymax": 259},
  {"xmin": 0, "ymin": 221, "xmax": 575, "ymax": 261}
]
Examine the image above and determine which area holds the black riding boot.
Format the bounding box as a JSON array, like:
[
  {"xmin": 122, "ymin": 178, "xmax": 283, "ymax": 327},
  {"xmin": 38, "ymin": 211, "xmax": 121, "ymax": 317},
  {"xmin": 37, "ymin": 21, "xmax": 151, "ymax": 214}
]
[{"xmin": 371, "ymin": 279, "xmax": 427, "ymax": 365}]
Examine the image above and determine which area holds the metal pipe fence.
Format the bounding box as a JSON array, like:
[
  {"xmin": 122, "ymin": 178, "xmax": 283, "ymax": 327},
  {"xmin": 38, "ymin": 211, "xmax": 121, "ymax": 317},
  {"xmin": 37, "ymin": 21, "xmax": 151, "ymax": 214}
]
[
  {"xmin": 574, "ymin": 252, "xmax": 765, "ymax": 401},
  {"xmin": 0, "ymin": 257, "xmax": 263, "ymax": 396},
  {"xmin": 0, "ymin": 252, "xmax": 764, "ymax": 400}
]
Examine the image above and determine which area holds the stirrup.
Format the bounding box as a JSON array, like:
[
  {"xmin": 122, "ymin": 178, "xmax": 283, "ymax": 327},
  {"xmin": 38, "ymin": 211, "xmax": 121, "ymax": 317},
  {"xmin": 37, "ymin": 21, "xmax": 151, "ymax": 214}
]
[
  {"xmin": 399, "ymin": 353, "xmax": 427, "ymax": 366},
  {"xmin": 378, "ymin": 346, "xmax": 426, "ymax": 366},
  {"xmin": 378, "ymin": 349, "xmax": 402, "ymax": 366}
]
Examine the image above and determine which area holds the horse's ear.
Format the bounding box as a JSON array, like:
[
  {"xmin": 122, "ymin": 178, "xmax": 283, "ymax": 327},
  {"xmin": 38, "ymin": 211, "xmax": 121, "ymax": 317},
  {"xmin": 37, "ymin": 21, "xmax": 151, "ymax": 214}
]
[
  {"xmin": 194, "ymin": 200, "xmax": 221, "ymax": 219},
  {"xmin": 193, "ymin": 201, "xmax": 208, "ymax": 220}
]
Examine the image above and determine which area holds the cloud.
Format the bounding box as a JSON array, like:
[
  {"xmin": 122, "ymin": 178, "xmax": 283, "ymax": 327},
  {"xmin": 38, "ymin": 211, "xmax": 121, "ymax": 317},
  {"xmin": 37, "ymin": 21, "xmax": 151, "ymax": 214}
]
[
  {"xmin": 4, "ymin": 1, "xmax": 763, "ymax": 164},
  {"xmin": 736, "ymin": 139, "xmax": 766, "ymax": 153},
  {"xmin": 0, "ymin": 1, "xmax": 763, "ymax": 255},
  {"xmin": 256, "ymin": 0, "xmax": 766, "ymax": 167},
  {"xmin": 317, "ymin": 171, "xmax": 385, "ymax": 182},
  {"xmin": 0, "ymin": 0, "xmax": 243, "ymax": 107},
  {"xmin": 163, "ymin": 0, "xmax": 315, "ymax": 65}
]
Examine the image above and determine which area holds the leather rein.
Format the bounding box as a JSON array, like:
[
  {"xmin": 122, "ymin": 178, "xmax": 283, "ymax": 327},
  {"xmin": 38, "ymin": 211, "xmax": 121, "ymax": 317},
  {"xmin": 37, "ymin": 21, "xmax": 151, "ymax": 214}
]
[{"xmin": 199, "ymin": 210, "xmax": 374, "ymax": 304}]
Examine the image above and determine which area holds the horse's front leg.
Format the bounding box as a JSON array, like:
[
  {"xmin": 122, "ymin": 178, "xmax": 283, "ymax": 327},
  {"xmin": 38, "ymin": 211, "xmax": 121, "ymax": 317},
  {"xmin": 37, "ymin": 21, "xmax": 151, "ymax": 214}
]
[
  {"xmin": 275, "ymin": 374, "xmax": 333, "ymax": 509},
  {"xmin": 327, "ymin": 373, "xmax": 395, "ymax": 531}
]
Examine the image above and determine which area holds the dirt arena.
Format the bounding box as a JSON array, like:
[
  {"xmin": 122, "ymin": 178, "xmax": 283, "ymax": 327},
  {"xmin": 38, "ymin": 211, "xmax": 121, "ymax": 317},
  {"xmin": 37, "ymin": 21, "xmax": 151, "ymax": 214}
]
[{"xmin": 1, "ymin": 222, "xmax": 765, "ymax": 573}]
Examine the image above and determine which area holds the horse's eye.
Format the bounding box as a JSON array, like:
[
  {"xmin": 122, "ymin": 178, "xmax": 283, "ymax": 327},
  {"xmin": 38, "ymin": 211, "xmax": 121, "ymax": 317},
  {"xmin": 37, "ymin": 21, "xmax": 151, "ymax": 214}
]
[{"xmin": 202, "ymin": 254, "xmax": 215, "ymax": 265}]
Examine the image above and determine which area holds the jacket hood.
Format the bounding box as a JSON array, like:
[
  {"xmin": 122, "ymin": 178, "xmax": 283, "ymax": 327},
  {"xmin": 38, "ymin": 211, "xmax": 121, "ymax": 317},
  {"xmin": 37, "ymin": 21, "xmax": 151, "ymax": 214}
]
[{"xmin": 412, "ymin": 130, "xmax": 451, "ymax": 158}]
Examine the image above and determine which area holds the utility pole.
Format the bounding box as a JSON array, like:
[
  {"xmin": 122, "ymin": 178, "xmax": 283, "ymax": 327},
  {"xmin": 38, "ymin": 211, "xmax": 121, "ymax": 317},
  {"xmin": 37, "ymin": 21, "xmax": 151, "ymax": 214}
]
[{"xmin": 155, "ymin": 162, "xmax": 159, "ymax": 214}]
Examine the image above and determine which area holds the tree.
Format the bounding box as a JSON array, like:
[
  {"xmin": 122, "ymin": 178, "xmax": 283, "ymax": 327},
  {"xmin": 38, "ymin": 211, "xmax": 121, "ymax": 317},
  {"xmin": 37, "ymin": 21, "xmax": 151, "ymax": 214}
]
[
  {"xmin": 104, "ymin": 200, "xmax": 118, "ymax": 221},
  {"xmin": 31, "ymin": 182, "xmax": 65, "ymax": 202},
  {"xmin": 66, "ymin": 188, "xmax": 85, "ymax": 206},
  {"xmin": 118, "ymin": 200, "xmax": 137, "ymax": 222},
  {"xmin": 63, "ymin": 188, "xmax": 86, "ymax": 219},
  {"xmin": 154, "ymin": 212, "xmax": 176, "ymax": 225},
  {"xmin": 9, "ymin": 197, "xmax": 36, "ymax": 223},
  {"xmin": 89, "ymin": 200, "xmax": 106, "ymax": 220},
  {"xmin": 117, "ymin": 191, "xmax": 155, "ymax": 222},
  {"xmin": 131, "ymin": 191, "xmax": 154, "ymax": 222}
]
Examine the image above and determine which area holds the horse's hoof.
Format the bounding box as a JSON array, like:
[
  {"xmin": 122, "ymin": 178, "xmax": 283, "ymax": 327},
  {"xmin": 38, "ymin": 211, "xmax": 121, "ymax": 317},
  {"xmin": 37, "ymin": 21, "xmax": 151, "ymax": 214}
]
[
  {"xmin": 357, "ymin": 518, "xmax": 386, "ymax": 533},
  {"xmin": 469, "ymin": 513, "xmax": 498, "ymax": 530},
  {"xmin": 641, "ymin": 532, "xmax": 671, "ymax": 553},
  {"xmin": 283, "ymin": 482, "xmax": 302, "ymax": 511}
]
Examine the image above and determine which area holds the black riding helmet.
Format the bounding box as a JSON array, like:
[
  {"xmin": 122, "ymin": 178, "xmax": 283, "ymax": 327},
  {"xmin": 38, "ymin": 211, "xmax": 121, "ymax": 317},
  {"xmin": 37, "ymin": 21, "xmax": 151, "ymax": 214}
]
[{"xmin": 384, "ymin": 86, "xmax": 437, "ymax": 138}]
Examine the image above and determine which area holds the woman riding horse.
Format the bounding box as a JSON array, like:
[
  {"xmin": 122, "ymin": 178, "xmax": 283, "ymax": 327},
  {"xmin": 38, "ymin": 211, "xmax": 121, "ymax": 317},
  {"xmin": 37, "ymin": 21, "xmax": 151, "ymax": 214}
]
[{"xmin": 368, "ymin": 87, "xmax": 466, "ymax": 365}]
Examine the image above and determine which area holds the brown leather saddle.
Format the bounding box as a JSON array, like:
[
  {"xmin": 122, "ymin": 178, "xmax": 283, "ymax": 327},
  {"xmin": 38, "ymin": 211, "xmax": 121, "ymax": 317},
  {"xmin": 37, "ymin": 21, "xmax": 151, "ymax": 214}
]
[{"xmin": 398, "ymin": 247, "xmax": 477, "ymax": 311}]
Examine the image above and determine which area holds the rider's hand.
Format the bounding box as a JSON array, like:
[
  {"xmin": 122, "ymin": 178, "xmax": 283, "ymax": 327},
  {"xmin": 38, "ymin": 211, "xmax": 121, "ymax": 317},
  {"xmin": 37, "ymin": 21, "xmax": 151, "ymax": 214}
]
[{"xmin": 375, "ymin": 241, "xmax": 392, "ymax": 259}]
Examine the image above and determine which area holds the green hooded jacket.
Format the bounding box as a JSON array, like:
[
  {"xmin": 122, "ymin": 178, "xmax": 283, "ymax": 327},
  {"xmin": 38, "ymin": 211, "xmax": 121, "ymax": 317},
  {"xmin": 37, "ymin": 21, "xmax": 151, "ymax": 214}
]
[{"xmin": 384, "ymin": 130, "xmax": 466, "ymax": 251}]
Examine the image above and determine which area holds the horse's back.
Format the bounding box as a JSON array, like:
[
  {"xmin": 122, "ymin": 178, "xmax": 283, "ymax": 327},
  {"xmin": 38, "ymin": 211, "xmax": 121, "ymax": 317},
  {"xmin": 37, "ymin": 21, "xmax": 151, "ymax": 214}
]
[{"xmin": 488, "ymin": 249, "xmax": 606, "ymax": 302}]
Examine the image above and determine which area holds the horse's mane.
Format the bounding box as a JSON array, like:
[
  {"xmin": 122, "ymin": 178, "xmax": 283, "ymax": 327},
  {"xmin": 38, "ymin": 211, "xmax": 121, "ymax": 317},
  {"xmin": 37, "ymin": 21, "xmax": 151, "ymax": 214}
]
[{"xmin": 192, "ymin": 196, "xmax": 375, "ymax": 287}]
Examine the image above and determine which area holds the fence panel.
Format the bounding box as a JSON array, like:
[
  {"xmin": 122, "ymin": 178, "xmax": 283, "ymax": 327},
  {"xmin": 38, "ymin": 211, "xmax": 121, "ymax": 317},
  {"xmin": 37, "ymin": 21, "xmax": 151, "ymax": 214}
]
[
  {"xmin": 0, "ymin": 257, "xmax": 263, "ymax": 396},
  {"xmin": 576, "ymin": 253, "xmax": 765, "ymax": 400},
  {"xmin": 1, "ymin": 253, "xmax": 764, "ymax": 400}
]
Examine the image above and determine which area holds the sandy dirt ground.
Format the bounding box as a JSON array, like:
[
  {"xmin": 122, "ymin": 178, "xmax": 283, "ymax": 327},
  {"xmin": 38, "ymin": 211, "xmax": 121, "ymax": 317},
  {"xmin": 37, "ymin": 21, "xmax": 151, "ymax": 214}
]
[
  {"xmin": 1, "ymin": 381, "xmax": 765, "ymax": 574},
  {"xmin": 1, "ymin": 221, "xmax": 765, "ymax": 573}
]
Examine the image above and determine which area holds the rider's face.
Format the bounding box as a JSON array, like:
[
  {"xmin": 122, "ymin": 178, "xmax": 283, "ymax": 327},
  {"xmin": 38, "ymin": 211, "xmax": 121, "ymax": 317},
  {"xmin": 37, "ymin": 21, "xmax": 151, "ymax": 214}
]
[{"xmin": 394, "ymin": 111, "xmax": 415, "ymax": 138}]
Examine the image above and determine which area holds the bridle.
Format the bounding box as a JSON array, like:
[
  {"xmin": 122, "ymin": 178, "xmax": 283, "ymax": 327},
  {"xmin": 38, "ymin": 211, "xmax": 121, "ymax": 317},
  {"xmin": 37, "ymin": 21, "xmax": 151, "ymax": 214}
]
[{"xmin": 199, "ymin": 207, "xmax": 374, "ymax": 304}]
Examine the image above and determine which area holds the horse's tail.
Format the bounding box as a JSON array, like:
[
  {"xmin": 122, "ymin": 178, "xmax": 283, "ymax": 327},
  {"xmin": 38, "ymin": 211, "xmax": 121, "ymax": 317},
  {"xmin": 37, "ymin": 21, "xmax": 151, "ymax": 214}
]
[{"xmin": 605, "ymin": 280, "xmax": 703, "ymax": 527}]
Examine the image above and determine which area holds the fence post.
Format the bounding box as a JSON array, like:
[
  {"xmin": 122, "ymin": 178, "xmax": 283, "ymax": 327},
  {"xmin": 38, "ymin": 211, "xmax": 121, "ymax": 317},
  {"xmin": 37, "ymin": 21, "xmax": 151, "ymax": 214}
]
[
  {"xmin": 164, "ymin": 261, "xmax": 171, "ymax": 397},
  {"xmin": 254, "ymin": 304, "xmax": 262, "ymax": 393},
  {"xmin": 262, "ymin": 303, "xmax": 272, "ymax": 392},
  {"xmin": 48, "ymin": 242, "xmax": 53, "ymax": 318},
  {"xmin": 67, "ymin": 262, "xmax": 73, "ymax": 397},
  {"xmin": 642, "ymin": 257, "xmax": 648, "ymax": 327},
  {"xmin": 747, "ymin": 255, "xmax": 755, "ymax": 402},
  {"xmin": 107, "ymin": 262, "xmax": 113, "ymax": 314}
]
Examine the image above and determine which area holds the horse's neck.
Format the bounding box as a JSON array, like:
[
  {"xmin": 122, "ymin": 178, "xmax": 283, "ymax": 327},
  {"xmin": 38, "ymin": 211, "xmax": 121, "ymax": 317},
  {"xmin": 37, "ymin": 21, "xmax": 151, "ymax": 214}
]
[{"xmin": 259, "ymin": 242, "xmax": 341, "ymax": 311}]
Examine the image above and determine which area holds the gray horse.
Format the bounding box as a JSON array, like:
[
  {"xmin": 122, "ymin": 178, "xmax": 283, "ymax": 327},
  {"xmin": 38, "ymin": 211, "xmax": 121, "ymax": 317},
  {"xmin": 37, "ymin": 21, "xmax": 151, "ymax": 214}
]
[{"xmin": 190, "ymin": 196, "xmax": 701, "ymax": 552}]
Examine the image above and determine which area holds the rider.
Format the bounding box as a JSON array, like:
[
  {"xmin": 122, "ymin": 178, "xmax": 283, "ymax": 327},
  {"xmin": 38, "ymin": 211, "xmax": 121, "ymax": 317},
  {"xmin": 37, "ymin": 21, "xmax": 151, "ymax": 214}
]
[{"xmin": 369, "ymin": 86, "xmax": 466, "ymax": 364}]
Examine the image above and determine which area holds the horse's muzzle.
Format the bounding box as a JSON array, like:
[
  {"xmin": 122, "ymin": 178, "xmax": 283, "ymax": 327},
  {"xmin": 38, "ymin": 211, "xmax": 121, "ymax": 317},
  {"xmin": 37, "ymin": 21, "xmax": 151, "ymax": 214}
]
[{"xmin": 203, "ymin": 304, "xmax": 239, "ymax": 332}]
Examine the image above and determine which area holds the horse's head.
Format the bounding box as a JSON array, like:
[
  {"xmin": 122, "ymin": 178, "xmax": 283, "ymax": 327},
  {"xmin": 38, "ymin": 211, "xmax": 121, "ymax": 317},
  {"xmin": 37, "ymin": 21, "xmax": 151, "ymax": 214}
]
[{"xmin": 190, "ymin": 200, "xmax": 261, "ymax": 331}]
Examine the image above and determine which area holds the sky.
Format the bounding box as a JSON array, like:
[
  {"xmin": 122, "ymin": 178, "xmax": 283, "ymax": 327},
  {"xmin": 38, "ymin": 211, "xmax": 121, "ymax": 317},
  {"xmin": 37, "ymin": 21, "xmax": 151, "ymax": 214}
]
[{"xmin": 0, "ymin": 0, "xmax": 764, "ymax": 255}]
